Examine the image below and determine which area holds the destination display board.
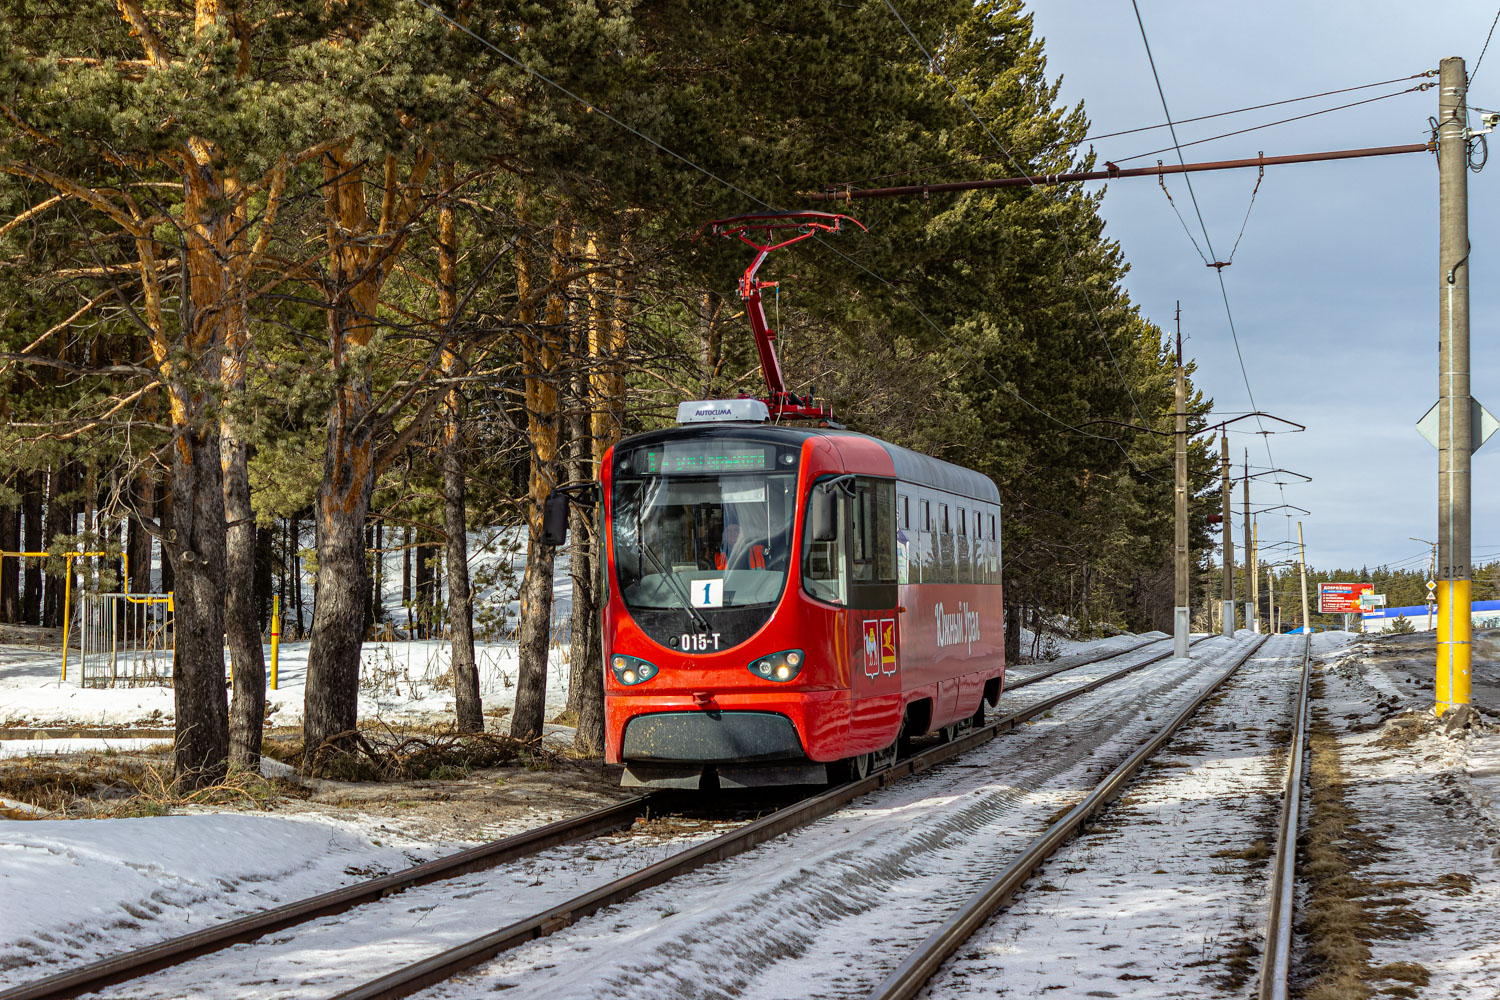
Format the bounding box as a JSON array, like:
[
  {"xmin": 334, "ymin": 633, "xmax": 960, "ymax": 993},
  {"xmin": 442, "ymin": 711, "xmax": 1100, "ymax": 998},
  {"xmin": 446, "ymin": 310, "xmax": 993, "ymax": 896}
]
[
  {"xmin": 1319, "ymin": 582, "xmax": 1374, "ymax": 614},
  {"xmin": 644, "ymin": 442, "xmax": 771, "ymax": 475}
]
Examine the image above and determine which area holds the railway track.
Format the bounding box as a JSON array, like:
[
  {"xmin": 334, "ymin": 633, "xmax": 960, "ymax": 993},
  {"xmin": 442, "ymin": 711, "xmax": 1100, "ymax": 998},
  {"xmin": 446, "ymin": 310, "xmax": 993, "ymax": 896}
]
[
  {"xmin": 1, "ymin": 633, "xmax": 1217, "ymax": 1000},
  {"xmin": 1257, "ymin": 635, "xmax": 1312, "ymax": 1000},
  {"xmin": 868, "ymin": 634, "xmax": 1311, "ymax": 1000}
]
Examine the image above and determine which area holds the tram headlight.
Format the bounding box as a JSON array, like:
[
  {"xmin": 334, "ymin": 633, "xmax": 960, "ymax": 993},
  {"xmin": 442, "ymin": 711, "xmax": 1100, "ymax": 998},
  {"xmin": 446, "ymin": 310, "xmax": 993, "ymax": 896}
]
[
  {"xmin": 610, "ymin": 654, "xmax": 658, "ymax": 686},
  {"xmin": 747, "ymin": 649, "xmax": 805, "ymax": 683}
]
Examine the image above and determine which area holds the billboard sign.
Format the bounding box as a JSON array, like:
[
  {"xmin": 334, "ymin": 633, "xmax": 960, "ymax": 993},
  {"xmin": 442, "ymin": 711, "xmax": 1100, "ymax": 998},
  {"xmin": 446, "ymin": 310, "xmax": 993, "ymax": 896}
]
[{"xmin": 1320, "ymin": 582, "xmax": 1374, "ymax": 614}]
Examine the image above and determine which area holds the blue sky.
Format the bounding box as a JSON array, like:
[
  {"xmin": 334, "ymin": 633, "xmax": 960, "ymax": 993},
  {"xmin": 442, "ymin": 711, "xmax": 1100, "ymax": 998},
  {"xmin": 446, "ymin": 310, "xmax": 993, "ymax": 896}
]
[{"xmin": 1022, "ymin": 1, "xmax": 1500, "ymax": 574}]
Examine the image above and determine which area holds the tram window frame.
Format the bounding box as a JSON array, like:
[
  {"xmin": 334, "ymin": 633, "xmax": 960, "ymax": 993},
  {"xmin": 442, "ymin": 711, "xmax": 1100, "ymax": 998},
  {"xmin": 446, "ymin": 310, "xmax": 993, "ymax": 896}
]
[
  {"xmin": 848, "ymin": 476, "xmax": 897, "ymax": 609},
  {"xmin": 920, "ymin": 499, "xmax": 930, "ymax": 531},
  {"xmin": 801, "ymin": 476, "xmax": 849, "ymax": 606}
]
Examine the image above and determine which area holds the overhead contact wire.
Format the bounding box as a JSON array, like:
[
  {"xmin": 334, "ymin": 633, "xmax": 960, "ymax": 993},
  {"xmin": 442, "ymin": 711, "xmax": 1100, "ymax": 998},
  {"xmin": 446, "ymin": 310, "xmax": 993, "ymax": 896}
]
[
  {"xmin": 835, "ymin": 71, "xmax": 1435, "ymax": 188},
  {"xmin": 1129, "ymin": 0, "xmax": 1293, "ymax": 521}
]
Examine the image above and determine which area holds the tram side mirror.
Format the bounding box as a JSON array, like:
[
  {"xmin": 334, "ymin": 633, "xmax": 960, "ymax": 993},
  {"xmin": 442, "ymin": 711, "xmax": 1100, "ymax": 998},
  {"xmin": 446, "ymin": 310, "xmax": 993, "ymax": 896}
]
[
  {"xmin": 542, "ymin": 491, "xmax": 570, "ymax": 547},
  {"xmin": 810, "ymin": 486, "xmax": 839, "ymax": 542}
]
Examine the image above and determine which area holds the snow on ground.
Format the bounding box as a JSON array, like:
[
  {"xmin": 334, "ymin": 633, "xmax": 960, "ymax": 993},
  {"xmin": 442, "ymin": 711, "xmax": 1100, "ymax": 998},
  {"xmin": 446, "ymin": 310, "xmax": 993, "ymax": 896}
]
[
  {"xmin": 1310, "ymin": 629, "xmax": 1500, "ymax": 996},
  {"xmin": 0, "ymin": 737, "xmax": 168, "ymax": 759},
  {"xmin": 2, "ymin": 633, "xmax": 1241, "ymax": 999},
  {"xmin": 0, "ymin": 640, "xmax": 571, "ymax": 730},
  {"xmin": 0, "ymin": 812, "xmax": 456, "ymax": 985},
  {"xmin": 403, "ymin": 637, "xmax": 1255, "ymax": 1000},
  {"xmin": 919, "ymin": 632, "xmax": 1312, "ymax": 999}
]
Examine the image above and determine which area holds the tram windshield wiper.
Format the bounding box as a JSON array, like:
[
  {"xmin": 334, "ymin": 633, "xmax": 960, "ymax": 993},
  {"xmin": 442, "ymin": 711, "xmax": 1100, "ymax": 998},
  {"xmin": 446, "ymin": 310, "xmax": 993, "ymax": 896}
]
[{"xmin": 636, "ymin": 535, "xmax": 713, "ymax": 635}]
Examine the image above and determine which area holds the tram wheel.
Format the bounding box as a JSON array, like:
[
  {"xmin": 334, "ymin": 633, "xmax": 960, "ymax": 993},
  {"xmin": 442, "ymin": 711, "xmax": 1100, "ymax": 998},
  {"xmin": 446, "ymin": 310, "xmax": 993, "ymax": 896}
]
[{"xmin": 830, "ymin": 752, "xmax": 872, "ymax": 784}]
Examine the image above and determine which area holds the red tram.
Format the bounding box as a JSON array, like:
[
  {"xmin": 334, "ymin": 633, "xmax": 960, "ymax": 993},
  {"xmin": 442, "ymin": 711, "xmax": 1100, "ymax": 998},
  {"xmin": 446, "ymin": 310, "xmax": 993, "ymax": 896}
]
[{"xmin": 547, "ymin": 213, "xmax": 1004, "ymax": 788}]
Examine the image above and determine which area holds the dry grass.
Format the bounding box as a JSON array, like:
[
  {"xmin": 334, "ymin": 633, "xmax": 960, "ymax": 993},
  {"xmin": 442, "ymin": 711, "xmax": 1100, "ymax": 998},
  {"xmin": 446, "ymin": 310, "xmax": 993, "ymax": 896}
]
[
  {"xmin": 291, "ymin": 725, "xmax": 562, "ymax": 782},
  {"xmin": 0, "ymin": 752, "xmax": 307, "ymax": 818},
  {"xmin": 1213, "ymin": 839, "xmax": 1272, "ymax": 862},
  {"xmin": 1300, "ymin": 670, "xmax": 1432, "ymax": 1000}
]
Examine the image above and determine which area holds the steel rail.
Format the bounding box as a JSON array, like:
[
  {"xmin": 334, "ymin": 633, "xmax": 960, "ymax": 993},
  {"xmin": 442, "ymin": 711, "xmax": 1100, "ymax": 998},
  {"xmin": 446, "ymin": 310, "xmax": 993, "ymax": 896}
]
[
  {"xmin": 328, "ymin": 634, "xmax": 1216, "ymax": 1000},
  {"xmin": 0, "ymin": 795, "xmax": 656, "ymax": 1000},
  {"xmin": 1006, "ymin": 633, "xmax": 1211, "ymax": 691},
  {"xmin": 4, "ymin": 632, "xmax": 1206, "ymax": 1000},
  {"xmin": 866, "ymin": 634, "xmax": 1271, "ymax": 1000},
  {"xmin": 1257, "ymin": 634, "xmax": 1312, "ymax": 1000}
]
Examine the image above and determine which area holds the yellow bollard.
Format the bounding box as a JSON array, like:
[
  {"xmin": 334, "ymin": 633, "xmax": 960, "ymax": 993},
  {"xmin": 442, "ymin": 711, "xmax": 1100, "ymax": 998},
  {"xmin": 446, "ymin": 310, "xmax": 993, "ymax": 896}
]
[
  {"xmin": 1436, "ymin": 578, "xmax": 1472, "ymax": 716},
  {"xmin": 270, "ymin": 593, "xmax": 280, "ymax": 691}
]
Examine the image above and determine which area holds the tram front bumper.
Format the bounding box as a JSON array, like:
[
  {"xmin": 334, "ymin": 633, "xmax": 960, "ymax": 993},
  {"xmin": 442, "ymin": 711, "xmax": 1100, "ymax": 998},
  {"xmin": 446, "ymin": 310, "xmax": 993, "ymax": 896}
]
[{"xmin": 621, "ymin": 710, "xmax": 802, "ymax": 763}]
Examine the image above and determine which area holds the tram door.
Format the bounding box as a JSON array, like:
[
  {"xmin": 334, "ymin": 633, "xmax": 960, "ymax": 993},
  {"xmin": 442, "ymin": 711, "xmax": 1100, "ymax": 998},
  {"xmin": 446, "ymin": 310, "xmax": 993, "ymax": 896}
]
[{"xmin": 848, "ymin": 478, "xmax": 901, "ymax": 707}]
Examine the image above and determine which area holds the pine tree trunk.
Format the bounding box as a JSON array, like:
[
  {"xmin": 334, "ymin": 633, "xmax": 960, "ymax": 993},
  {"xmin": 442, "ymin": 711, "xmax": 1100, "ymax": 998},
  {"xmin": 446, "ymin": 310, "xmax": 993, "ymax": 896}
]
[
  {"xmin": 22, "ymin": 472, "xmax": 42, "ymax": 624},
  {"xmin": 159, "ymin": 479, "xmax": 175, "ymax": 595},
  {"xmin": 223, "ymin": 426, "xmax": 265, "ymax": 770},
  {"xmin": 565, "ymin": 257, "xmax": 597, "ymax": 729},
  {"xmin": 1004, "ymin": 601, "xmax": 1020, "ymax": 663},
  {"xmin": 371, "ymin": 521, "xmax": 383, "ymax": 625},
  {"xmin": 168, "ymin": 429, "xmax": 231, "ymax": 788},
  {"xmin": 290, "ymin": 511, "xmax": 303, "ymax": 635},
  {"xmin": 127, "ymin": 474, "xmax": 153, "ymax": 594},
  {"xmin": 43, "ymin": 466, "xmax": 64, "ymax": 628},
  {"xmin": 363, "ymin": 522, "xmax": 375, "ymax": 636},
  {"xmin": 401, "ymin": 524, "xmax": 411, "ymax": 631},
  {"xmin": 254, "ymin": 515, "xmax": 273, "ymax": 633},
  {"xmin": 444, "ymin": 432, "xmax": 482, "ymax": 731},
  {"xmin": 302, "ymin": 349, "xmax": 377, "ymax": 765},
  {"xmin": 0, "ymin": 477, "xmax": 18, "ymax": 623},
  {"xmin": 573, "ymin": 233, "xmax": 627, "ymax": 755},
  {"xmin": 414, "ymin": 529, "xmax": 433, "ymax": 639},
  {"xmin": 511, "ymin": 210, "xmax": 570, "ymax": 741},
  {"xmin": 437, "ymin": 164, "xmax": 483, "ymax": 732}
]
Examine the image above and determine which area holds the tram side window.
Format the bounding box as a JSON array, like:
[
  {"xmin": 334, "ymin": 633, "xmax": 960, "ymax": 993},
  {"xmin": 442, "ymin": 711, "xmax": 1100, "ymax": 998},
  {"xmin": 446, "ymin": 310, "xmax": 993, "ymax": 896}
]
[
  {"xmin": 938, "ymin": 503, "xmax": 955, "ymax": 582},
  {"xmin": 802, "ymin": 482, "xmax": 847, "ymax": 606},
  {"xmin": 848, "ymin": 477, "xmax": 897, "ymax": 609}
]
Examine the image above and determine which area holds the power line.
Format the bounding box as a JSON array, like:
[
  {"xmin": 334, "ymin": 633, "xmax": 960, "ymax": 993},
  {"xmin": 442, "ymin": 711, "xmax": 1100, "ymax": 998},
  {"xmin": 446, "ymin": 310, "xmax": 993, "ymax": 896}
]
[
  {"xmin": 1113, "ymin": 85, "xmax": 1427, "ymax": 164},
  {"xmin": 1128, "ymin": 0, "xmax": 1293, "ymax": 523},
  {"xmin": 406, "ymin": 0, "xmax": 1159, "ymax": 474},
  {"xmin": 1473, "ymin": 6, "xmax": 1500, "ymax": 86},
  {"xmin": 834, "ymin": 71, "xmax": 1433, "ymax": 188}
]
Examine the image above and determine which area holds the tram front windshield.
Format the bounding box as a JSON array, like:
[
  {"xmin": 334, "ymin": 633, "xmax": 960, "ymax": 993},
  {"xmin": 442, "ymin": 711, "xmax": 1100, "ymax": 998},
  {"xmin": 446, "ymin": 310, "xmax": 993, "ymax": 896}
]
[{"xmin": 612, "ymin": 442, "xmax": 797, "ymax": 614}]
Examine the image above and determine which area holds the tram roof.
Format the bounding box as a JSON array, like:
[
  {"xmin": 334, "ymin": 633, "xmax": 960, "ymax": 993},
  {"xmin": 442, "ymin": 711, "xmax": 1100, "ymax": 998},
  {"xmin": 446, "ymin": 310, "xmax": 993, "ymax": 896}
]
[{"xmin": 623, "ymin": 422, "xmax": 1000, "ymax": 505}]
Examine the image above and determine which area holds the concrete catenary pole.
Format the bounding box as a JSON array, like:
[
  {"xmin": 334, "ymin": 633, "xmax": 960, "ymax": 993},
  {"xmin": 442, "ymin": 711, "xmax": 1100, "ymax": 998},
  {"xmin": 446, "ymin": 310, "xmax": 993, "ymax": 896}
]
[
  {"xmin": 1221, "ymin": 432, "xmax": 1234, "ymax": 637},
  {"xmin": 1436, "ymin": 55, "xmax": 1472, "ymax": 716},
  {"xmin": 1267, "ymin": 559, "xmax": 1277, "ymax": 634},
  {"xmin": 1243, "ymin": 451, "xmax": 1254, "ymax": 632},
  {"xmin": 1297, "ymin": 522, "xmax": 1311, "ymax": 634},
  {"xmin": 1251, "ymin": 520, "xmax": 1260, "ymax": 634},
  {"xmin": 1174, "ymin": 305, "xmax": 1190, "ymax": 658}
]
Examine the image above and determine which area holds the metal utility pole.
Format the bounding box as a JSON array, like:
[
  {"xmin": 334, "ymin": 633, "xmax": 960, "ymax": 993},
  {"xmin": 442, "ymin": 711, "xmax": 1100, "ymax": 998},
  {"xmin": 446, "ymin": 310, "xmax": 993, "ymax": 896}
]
[
  {"xmin": 1411, "ymin": 536, "xmax": 1438, "ymax": 631},
  {"xmin": 1174, "ymin": 305, "xmax": 1190, "ymax": 658},
  {"xmin": 1436, "ymin": 55, "xmax": 1472, "ymax": 716},
  {"xmin": 1251, "ymin": 520, "xmax": 1260, "ymax": 633},
  {"xmin": 1242, "ymin": 451, "xmax": 1254, "ymax": 632},
  {"xmin": 1221, "ymin": 432, "xmax": 1234, "ymax": 636},
  {"xmin": 1297, "ymin": 522, "xmax": 1311, "ymax": 634},
  {"xmin": 810, "ymin": 141, "xmax": 1434, "ymax": 202}
]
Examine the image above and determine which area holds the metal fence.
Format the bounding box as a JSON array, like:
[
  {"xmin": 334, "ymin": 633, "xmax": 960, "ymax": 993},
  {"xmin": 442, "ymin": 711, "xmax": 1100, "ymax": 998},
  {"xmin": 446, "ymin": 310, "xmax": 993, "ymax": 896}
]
[{"xmin": 77, "ymin": 592, "xmax": 174, "ymax": 688}]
